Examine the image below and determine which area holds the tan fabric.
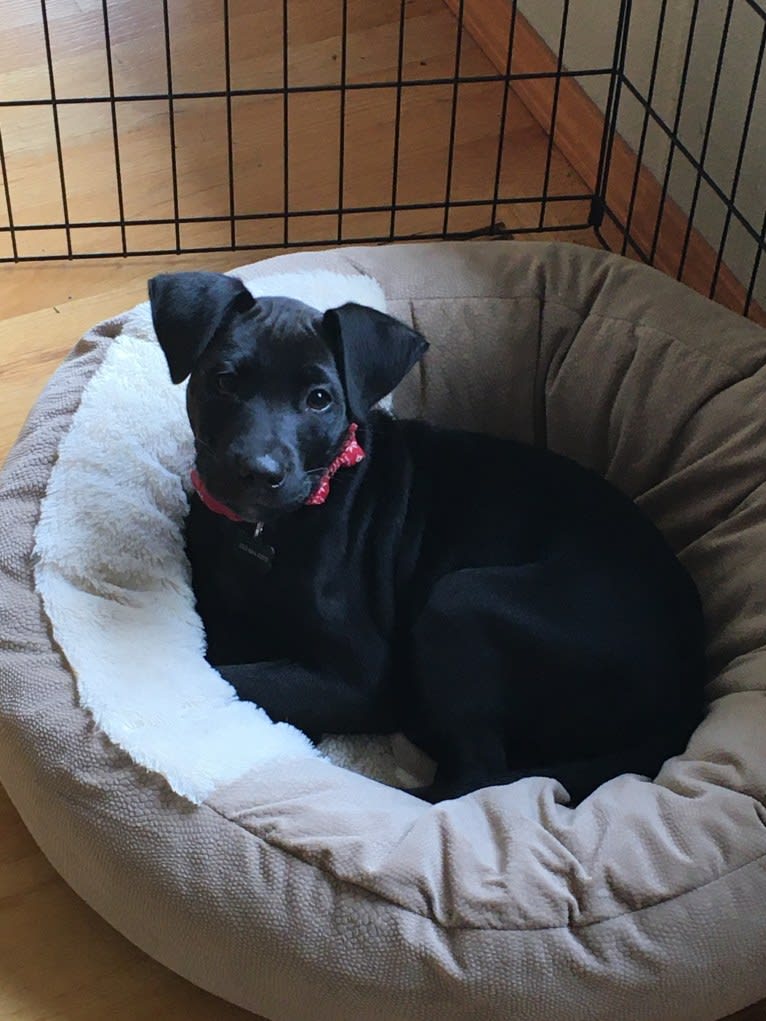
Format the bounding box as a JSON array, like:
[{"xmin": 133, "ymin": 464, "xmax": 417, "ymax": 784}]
[{"xmin": 1, "ymin": 242, "xmax": 765, "ymax": 1021}]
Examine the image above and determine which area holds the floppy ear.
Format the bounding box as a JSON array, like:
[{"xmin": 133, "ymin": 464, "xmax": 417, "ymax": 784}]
[
  {"xmin": 148, "ymin": 271, "xmax": 255, "ymax": 383},
  {"xmin": 323, "ymin": 303, "xmax": 428, "ymax": 420}
]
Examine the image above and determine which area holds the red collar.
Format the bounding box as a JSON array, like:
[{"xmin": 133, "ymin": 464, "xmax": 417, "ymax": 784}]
[
  {"xmin": 190, "ymin": 469, "xmax": 243, "ymax": 521},
  {"xmin": 190, "ymin": 423, "xmax": 365, "ymax": 521}
]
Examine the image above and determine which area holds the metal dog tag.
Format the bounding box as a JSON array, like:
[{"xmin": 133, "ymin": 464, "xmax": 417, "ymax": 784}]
[{"xmin": 236, "ymin": 523, "xmax": 275, "ymax": 572}]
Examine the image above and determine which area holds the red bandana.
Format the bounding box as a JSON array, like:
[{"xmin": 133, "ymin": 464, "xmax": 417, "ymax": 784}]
[
  {"xmin": 305, "ymin": 423, "xmax": 366, "ymax": 506},
  {"xmin": 190, "ymin": 423, "xmax": 365, "ymax": 520}
]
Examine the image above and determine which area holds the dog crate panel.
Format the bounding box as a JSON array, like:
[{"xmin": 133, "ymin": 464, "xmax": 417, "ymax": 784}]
[
  {"xmin": 400, "ymin": 0, "xmax": 480, "ymax": 82},
  {"xmin": 443, "ymin": 80, "xmax": 505, "ymax": 205},
  {"xmin": 232, "ymin": 94, "xmax": 286, "ymax": 218},
  {"xmin": 393, "ymin": 206, "xmax": 451, "ymax": 238},
  {"xmin": 57, "ymin": 103, "xmax": 121, "ymax": 223},
  {"xmin": 113, "ymin": 101, "xmax": 176, "ymax": 222},
  {"xmin": 235, "ymin": 217, "xmax": 287, "ymax": 249},
  {"xmin": 287, "ymin": 214, "xmax": 338, "ymax": 246},
  {"xmin": 173, "ymin": 98, "xmax": 231, "ymax": 221},
  {"xmin": 124, "ymin": 222, "xmax": 177, "ymax": 256},
  {"xmin": 344, "ymin": 0, "xmax": 402, "ymax": 86},
  {"xmin": 1, "ymin": 0, "xmax": 52, "ymax": 103},
  {"xmin": 284, "ymin": 0, "xmax": 344, "ymax": 89},
  {"xmin": 711, "ymin": 217, "xmax": 762, "ymax": 312},
  {"xmin": 103, "ymin": 1, "xmax": 169, "ymax": 97},
  {"xmin": 0, "ymin": 0, "xmax": 762, "ymax": 323},
  {"xmin": 69, "ymin": 226, "xmax": 125, "ymax": 257},
  {"xmin": 0, "ymin": 106, "xmax": 65, "ymax": 226},
  {"xmin": 394, "ymin": 84, "xmax": 453, "ymax": 207},
  {"xmin": 14, "ymin": 228, "xmax": 69, "ymax": 260},
  {"xmin": 44, "ymin": 0, "xmax": 110, "ymax": 101},
  {"xmin": 178, "ymin": 220, "xmax": 237, "ymax": 252},
  {"xmin": 226, "ymin": 0, "xmax": 283, "ymax": 91},
  {"xmin": 341, "ymin": 88, "xmax": 397, "ymax": 210},
  {"xmin": 286, "ymin": 91, "xmax": 342, "ymax": 212},
  {"xmin": 340, "ymin": 211, "xmax": 392, "ymax": 241},
  {"xmin": 166, "ymin": 0, "xmax": 227, "ymax": 94}
]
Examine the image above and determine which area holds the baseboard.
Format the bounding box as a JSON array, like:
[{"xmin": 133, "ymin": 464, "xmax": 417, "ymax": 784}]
[{"xmin": 442, "ymin": 0, "xmax": 765, "ymax": 326}]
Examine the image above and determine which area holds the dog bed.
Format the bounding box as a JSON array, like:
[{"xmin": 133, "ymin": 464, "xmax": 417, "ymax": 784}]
[{"xmin": 1, "ymin": 241, "xmax": 765, "ymax": 1021}]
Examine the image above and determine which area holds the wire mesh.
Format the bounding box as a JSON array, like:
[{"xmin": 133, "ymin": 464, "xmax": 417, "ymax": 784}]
[
  {"xmin": 0, "ymin": 0, "xmax": 763, "ymax": 322},
  {"xmin": 0, "ymin": 0, "xmax": 607, "ymax": 261},
  {"xmin": 597, "ymin": 0, "xmax": 766, "ymax": 320}
]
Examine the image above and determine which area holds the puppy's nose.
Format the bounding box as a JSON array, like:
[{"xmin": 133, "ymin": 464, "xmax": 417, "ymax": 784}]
[{"xmin": 235, "ymin": 453, "xmax": 286, "ymax": 490}]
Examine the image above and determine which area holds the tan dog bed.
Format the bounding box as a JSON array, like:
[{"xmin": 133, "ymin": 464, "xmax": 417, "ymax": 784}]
[{"xmin": 1, "ymin": 241, "xmax": 765, "ymax": 1021}]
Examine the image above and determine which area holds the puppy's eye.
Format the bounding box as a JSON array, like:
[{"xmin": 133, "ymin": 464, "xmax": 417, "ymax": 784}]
[
  {"xmin": 306, "ymin": 388, "xmax": 333, "ymax": 411},
  {"xmin": 214, "ymin": 372, "xmax": 237, "ymax": 396}
]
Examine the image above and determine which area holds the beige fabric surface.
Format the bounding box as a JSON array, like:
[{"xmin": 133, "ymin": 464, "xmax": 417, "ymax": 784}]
[{"xmin": 0, "ymin": 242, "xmax": 765, "ymax": 1021}]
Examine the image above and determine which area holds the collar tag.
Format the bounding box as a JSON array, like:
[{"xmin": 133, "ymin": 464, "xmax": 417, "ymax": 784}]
[{"xmin": 236, "ymin": 523, "xmax": 274, "ymax": 572}]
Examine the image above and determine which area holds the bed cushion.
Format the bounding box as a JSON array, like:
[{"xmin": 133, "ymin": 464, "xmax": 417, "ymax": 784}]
[{"xmin": 0, "ymin": 241, "xmax": 765, "ymax": 1021}]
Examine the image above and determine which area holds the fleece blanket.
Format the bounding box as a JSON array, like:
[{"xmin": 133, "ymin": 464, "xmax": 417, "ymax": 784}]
[{"xmin": 33, "ymin": 270, "xmax": 430, "ymax": 803}]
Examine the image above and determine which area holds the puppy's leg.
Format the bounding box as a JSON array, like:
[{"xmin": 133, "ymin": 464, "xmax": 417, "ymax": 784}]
[
  {"xmin": 405, "ymin": 568, "xmax": 525, "ymax": 797},
  {"xmin": 218, "ymin": 660, "xmax": 393, "ymax": 735},
  {"xmin": 492, "ymin": 715, "xmax": 702, "ymax": 805},
  {"xmin": 406, "ymin": 733, "xmax": 510, "ymax": 803},
  {"xmin": 411, "ymin": 717, "xmax": 700, "ymax": 804},
  {"xmin": 408, "ymin": 562, "xmax": 700, "ymax": 804}
]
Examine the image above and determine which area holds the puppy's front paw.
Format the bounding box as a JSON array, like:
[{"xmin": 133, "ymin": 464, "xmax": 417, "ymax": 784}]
[{"xmin": 217, "ymin": 660, "xmax": 285, "ymax": 713}]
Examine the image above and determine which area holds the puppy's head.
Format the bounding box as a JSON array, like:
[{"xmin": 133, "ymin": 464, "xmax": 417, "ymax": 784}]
[{"xmin": 149, "ymin": 271, "xmax": 427, "ymax": 522}]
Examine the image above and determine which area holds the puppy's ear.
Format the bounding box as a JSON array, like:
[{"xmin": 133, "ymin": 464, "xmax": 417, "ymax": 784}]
[
  {"xmin": 148, "ymin": 271, "xmax": 255, "ymax": 383},
  {"xmin": 323, "ymin": 303, "xmax": 428, "ymax": 420}
]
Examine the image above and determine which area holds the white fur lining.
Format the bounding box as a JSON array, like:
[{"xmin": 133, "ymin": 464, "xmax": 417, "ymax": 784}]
[{"xmin": 34, "ymin": 270, "xmax": 428, "ymax": 803}]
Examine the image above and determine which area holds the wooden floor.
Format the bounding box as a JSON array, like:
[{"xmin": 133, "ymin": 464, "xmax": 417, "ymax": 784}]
[
  {"xmin": 0, "ymin": 3, "xmax": 763, "ymax": 1021},
  {"xmin": 0, "ymin": 0, "xmax": 591, "ymax": 259}
]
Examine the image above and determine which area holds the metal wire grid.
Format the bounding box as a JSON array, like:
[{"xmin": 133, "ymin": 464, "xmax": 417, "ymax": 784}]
[
  {"xmin": 596, "ymin": 0, "xmax": 766, "ymax": 318},
  {"xmin": 0, "ymin": 0, "xmax": 764, "ymax": 324},
  {"xmin": 0, "ymin": 0, "xmax": 610, "ymax": 262}
]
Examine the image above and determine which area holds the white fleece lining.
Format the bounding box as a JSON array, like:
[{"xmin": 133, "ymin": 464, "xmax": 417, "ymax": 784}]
[{"xmin": 33, "ymin": 271, "xmax": 426, "ymax": 803}]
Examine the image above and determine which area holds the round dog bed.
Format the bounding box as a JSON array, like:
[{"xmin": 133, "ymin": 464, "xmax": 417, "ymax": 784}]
[{"xmin": 1, "ymin": 241, "xmax": 765, "ymax": 1021}]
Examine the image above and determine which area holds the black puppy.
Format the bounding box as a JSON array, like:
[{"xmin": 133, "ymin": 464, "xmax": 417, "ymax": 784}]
[{"xmin": 149, "ymin": 271, "xmax": 706, "ymax": 804}]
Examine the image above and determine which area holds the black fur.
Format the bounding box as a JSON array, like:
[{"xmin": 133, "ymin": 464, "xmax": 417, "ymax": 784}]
[{"xmin": 150, "ymin": 271, "xmax": 706, "ymax": 804}]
